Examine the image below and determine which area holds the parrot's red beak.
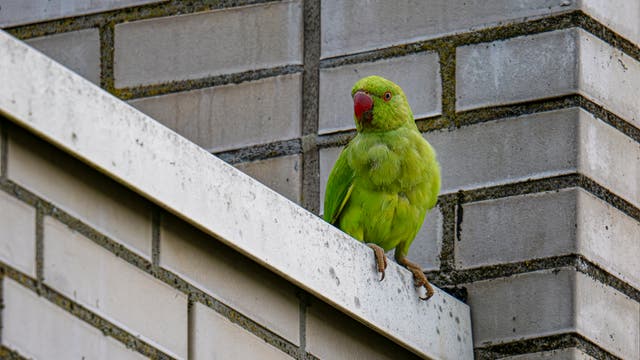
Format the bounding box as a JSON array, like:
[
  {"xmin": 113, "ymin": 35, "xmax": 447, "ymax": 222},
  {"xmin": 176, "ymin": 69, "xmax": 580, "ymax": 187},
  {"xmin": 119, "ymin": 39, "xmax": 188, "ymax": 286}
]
[{"xmin": 353, "ymin": 91, "xmax": 373, "ymax": 123}]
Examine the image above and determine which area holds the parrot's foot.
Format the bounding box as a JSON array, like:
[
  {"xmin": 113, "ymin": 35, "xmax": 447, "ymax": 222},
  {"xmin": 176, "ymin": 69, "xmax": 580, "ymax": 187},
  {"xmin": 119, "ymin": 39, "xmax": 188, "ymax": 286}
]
[
  {"xmin": 396, "ymin": 256, "xmax": 435, "ymax": 300},
  {"xmin": 367, "ymin": 243, "xmax": 387, "ymax": 281}
]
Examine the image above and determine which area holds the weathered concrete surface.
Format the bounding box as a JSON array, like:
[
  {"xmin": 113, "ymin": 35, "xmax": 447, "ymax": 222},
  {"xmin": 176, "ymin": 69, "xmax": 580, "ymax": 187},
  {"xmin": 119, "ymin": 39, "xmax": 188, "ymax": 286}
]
[{"xmin": 0, "ymin": 30, "xmax": 473, "ymax": 360}]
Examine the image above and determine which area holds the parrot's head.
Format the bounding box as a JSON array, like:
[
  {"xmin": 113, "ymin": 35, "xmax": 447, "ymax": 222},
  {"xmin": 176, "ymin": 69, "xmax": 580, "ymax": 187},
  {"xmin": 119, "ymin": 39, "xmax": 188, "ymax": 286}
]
[{"xmin": 351, "ymin": 75, "xmax": 413, "ymax": 133}]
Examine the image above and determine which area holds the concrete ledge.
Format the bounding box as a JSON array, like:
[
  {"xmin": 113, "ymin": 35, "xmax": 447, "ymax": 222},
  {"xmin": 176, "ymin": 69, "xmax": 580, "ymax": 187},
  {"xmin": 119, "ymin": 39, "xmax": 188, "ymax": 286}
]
[{"xmin": 0, "ymin": 30, "xmax": 472, "ymax": 359}]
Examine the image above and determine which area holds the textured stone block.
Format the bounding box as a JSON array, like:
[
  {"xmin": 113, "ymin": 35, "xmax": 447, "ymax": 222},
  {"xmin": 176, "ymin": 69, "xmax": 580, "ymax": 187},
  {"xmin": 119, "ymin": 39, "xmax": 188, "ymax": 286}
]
[
  {"xmin": 321, "ymin": 0, "xmax": 577, "ymax": 58},
  {"xmin": 306, "ymin": 299, "xmax": 423, "ymax": 360},
  {"xmin": 458, "ymin": 188, "xmax": 640, "ymax": 289},
  {"xmin": 2, "ymin": 278, "xmax": 146, "ymax": 360},
  {"xmin": 159, "ymin": 214, "xmax": 300, "ymax": 345},
  {"xmin": 0, "ymin": 191, "xmax": 35, "ymax": 276},
  {"xmin": 43, "ymin": 217, "xmax": 188, "ymax": 359},
  {"xmin": 114, "ymin": 1, "xmax": 302, "ymax": 87},
  {"xmin": 234, "ymin": 154, "xmax": 301, "ymax": 203},
  {"xmin": 579, "ymin": 30, "xmax": 640, "ymax": 129},
  {"xmin": 0, "ymin": 0, "xmax": 165, "ymax": 27},
  {"xmin": 319, "ymin": 147, "xmax": 443, "ymax": 270},
  {"xmin": 581, "ymin": 0, "xmax": 640, "ymax": 47},
  {"xmin": 26, "ymin": 29, "xmax": 101, "ymax": 84},
  {"xmin": 501, "ymin": 348, "xmax": 596, "ymax": 360},
  {"xmin": 130, "ymin": 73, "xmax": 301, "ymax": 152},
  {"xmin": 7, "ymin": 126, "xmax": 153, "ymax": 258},
  {"xmin": 467, "ymin": 269, "xmax": 639, "ymax": 359},
  {"xmin": 424, "ymin": 108, "xmax": 639, "ymax": 208},
  {"xmin": 319, "ymin": 52, "xmax": 441, "ymax": 133},
  {"xmin": 456, "ymin": 29, "xmax": 578, "ymax": 110},
  {"xmin": 427, "ymin": 108, "xmax": 578, "ymax": 192},
  {"xmin": 191, "ymin": 303, "xmax": 292, "ymax": 360}
]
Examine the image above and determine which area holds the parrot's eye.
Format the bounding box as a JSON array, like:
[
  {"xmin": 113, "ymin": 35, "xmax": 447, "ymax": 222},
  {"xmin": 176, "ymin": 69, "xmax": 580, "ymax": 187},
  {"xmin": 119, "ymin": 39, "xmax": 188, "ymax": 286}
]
[{"xmin": 383, "ymin": 91, "xmax": 392, "ymax": 101}]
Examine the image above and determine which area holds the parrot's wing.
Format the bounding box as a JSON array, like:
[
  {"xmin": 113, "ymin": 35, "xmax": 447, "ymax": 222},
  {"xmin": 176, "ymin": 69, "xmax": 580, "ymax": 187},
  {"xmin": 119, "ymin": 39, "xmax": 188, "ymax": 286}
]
[{"xmin": 323, "ymin": 146, "xmax": 355, "ymax": 225}]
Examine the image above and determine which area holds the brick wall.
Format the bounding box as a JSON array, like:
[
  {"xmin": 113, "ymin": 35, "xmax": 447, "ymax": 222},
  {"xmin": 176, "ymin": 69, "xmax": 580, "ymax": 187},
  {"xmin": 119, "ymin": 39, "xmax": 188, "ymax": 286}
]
[{"xmin": 2, "ymin": 0, "xmax": 639, "ymax": 359}]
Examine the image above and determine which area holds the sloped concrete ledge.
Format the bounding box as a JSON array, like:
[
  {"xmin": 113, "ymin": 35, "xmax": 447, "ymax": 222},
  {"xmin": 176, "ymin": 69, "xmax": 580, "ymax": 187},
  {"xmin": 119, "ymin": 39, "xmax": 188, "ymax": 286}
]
[{"xmin": 0, "ymin": 31, "xmax": 472, "ymax": 359}]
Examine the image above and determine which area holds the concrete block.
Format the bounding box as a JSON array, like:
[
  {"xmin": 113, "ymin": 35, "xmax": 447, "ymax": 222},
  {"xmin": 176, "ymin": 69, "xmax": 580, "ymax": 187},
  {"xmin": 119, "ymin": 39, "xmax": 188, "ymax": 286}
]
[
  {"xmin": 130, "ymin": 73, "xmax": 301, "ymax": 152},
  {"xmin": 0, "ymin": 191, "xmax": 35, "ymax": 276},
  {"xmin": 457, "ymin": 189, "xmax": 578, "ymax": 268},
  {"xmin": 0, "ymin": 0, "xmax": 165, "ymax": 27},
  {"xmin": 456, "ymin": 29, "xmax": 578, "ymax": 110},
  {"xmin": 159, "ymin": 213, "xmax": 300, "ymax": 345},
  {"xmin": 578, "ymin": 109, "xmax": 640, "ymax": 209},
  {"xmin": 319, "ymin": 52, "xmax": 441, "ymax": 133},
  {"xmin": 234, "ymin": 154, "xmax": 302, "ymax": 204},
  {"xmin": 43, "ymin": 217, "xmax": 188, "ymax": 359},
  {"xmin": 424, "ymin": 108, "xmax": 578, "ymax": 193},
  {"xmin": 306, "ymin": 299, "xmax": 423, "ymax": 360},
  {"xmin": 321, "ymin": 0, "xmax": 577, "ymax": 58},
  {"xmin": 466, "ymin": 269, "xmax": 639, "ymax": 360},
  {"xmin": 2, "ymin": 277, "xmax": 146, "ymax": 360},
  {"xmin": 191, "ymin": 302, "xmax": 292, "ymax": 360},
  {"xmin": 458, "ymin": 188, "xmax": 640, "ymax": 289},
  {"xmin": 114, "ymin": 1, "xmax": 302, "ymax": 87},
  {"xmin": 501, "ymin": 348, "xmax": 596, "ymax": 360},
  {"xmin": 579, "ymin": 30, "xmax": 640, "ymax": 129},
  {"xmin": 7, "ymin": 126, "xmax": 153, "ymax": 259},
  {"xmin": 319, "ymin": 147, "xmax": 443, "ymax": 271},
  {"xmin": 581, "ymin": 0, "xmax": 640, "ymax": 47},
  {"xmin": 26, "ymin": 29, "xmax": 100, "ymax": 84}
]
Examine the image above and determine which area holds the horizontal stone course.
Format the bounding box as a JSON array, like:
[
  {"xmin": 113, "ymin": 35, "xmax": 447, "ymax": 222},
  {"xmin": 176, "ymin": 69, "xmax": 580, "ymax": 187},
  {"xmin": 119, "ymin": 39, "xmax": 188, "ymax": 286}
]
[
  {"xmin": 114, "ymin": 1, "xmax": 302, "ymax": 87},
  {"xmin": 458, "ymin": 188, "xmax": 640, "ymax": 289},
  {"xmin": 130, "ymin": 73, "xmax": 302, "ymax": 153},
  {"xmin": 500, "ymin": 348, "xmax": 595, "ymax": 359},
  {"xmin": 320, "ymin": 0, "xmax": 578, "ymax": 58},
  {"xmin": 319, "ymin": 52, "xmax": 441, "ymax": 133},
  {"xmin": 2, "ymin": 277, "xmax": 146, "ymax": 360},
  {"xmin": 43, "ymin": 217, "xmax": 188, "ymax": 359},
  {"xmin": 26, "ymin": 29, "xmax": 101, "ymax": 85},
  {"xmin": 581, "ymin": 0, "xmax": 640, "ymax": 47},
  {"xmin": 466, "ymin": 269, "xmax": 639, "ymax": 360}
]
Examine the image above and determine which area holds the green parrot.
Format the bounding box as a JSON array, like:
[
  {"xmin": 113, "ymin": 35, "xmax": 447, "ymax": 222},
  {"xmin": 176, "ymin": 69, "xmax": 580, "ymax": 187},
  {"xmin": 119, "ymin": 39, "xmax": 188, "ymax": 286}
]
[{"xmin": 323, "ymin": 75, "xmax": 441, "ymax": 300}]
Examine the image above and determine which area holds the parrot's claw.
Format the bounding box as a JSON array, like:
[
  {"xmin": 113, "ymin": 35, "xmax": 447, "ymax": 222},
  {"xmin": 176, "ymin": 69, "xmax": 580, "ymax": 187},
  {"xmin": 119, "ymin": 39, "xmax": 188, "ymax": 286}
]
[
  {"xmin": 396, "ymin": 256, "xmax": 435, "ymax": 301},
  {"xmin": 367, "ymin": 243, "xmax": 387, "ymax": 281}
]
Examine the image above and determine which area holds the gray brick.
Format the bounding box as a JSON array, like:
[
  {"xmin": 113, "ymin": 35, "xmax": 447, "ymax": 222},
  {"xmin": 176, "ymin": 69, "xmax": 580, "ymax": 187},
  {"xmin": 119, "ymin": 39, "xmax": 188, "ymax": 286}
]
[
  {"xmin": 306, "ymin": 299, "xmax": 422, "ymax": 360},
  {"xmin": 0, "ymin": 191, "xmax": 35, "ymax": 276},
  {"xmin": 319, "ymin": 147, "xmax": 443, "ymax": 270},
  {"xmin": 458, "ymin": 188, "xmax": 640, "ymax": 289},
  {"xmin": 43, "ymin": 217, "xmax": 188, "ymax": 359},
  {"xmin": 0, "ymin": 0, "xmax": 165, "ymax": 27},
  {"xmin": 321, "ymin": 0, "xmax": 577, "ymax": 58},
  {"xmin": 3, "ymin": 277, "xmax": 146, "ymax": 360},
  {"xmin": 424, "ymin": 108, "xmax": 578, "ymax": 193},
  {"xmin": 579, "ymin": 30, "xmax": 640, "ymax": 129},
  {"xmin": 26, "ymin": 29, "xmax": 101, "ymax": 84},
  {"xmin": 159, "ymin": 213, "xmax": 300, "ymax": 345},
  {"xmin": 456, "ymin": 29, "xmax": 578, "ymax": 110},
  {"xmin": 501, "ymin": 348, "xmax": 596, "ymax": 360},
  {"xmin": 114, "ymin": 1, "xmax": 302, "ymax": 87},
  {"xmin": 191, "ymin": 303, "xmax": 293, "ymax": 360},
  {"xmin": 467, "ymin": 269, "xmax": 639, "ymax": 359},
  {"xmin": 7, "ymin": 126, "xmax": 153, "ymax": 259},
  {"xmin": 319, "ymin": 52, "xmax": 441, "ymax": 134},
  {"xmin": 130, "ymin": 73, "xmax": 301, "ymax": 152},
  {"xmin": 234, "ymin": 154, "xmax": 302, "ymax": 204},
  {"xmin": 581, "ymin": 0, "xmax": 640, "ymax": 47}
]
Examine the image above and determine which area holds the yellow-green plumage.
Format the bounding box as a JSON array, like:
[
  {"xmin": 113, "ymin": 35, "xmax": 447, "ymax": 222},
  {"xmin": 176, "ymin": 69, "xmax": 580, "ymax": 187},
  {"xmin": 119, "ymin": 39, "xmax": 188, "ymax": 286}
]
[{"xmin": 323, "ymin": 76, "xmax": 440, "ymax": 260}]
